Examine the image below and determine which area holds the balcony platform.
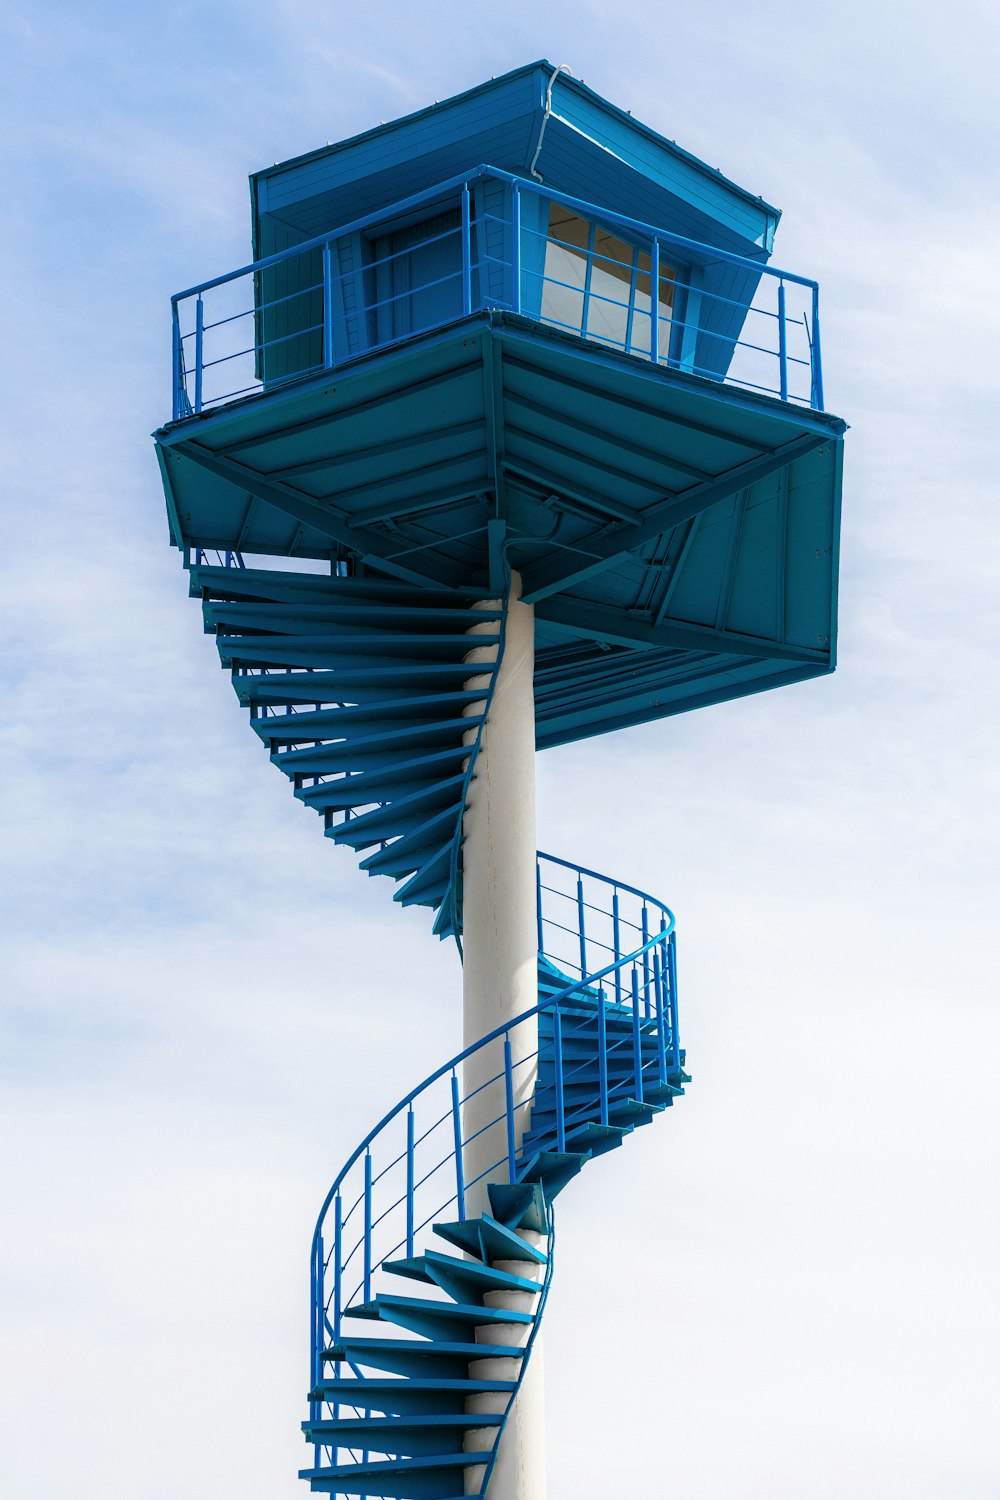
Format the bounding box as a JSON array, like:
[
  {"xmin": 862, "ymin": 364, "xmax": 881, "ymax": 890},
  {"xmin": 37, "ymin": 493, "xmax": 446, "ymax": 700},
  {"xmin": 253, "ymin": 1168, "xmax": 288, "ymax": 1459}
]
[{"xmin": 156, "ymin": 306, "xmax": 844, "ymax": 746}]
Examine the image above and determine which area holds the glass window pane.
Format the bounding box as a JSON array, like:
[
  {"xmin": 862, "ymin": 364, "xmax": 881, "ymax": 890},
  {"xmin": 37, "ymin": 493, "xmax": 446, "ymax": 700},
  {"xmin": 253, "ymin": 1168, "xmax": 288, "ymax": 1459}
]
[
  {"xmin": 542, "ymin": 207, "xmax": 588, "ymax": 335},
  {"xmin": 541, "ymin": 203, "xmax": 681, "ymax": 363}
]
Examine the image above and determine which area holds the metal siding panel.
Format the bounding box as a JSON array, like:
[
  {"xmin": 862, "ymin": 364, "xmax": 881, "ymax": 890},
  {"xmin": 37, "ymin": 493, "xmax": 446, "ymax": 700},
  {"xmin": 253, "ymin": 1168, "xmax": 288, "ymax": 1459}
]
[
  {"xmin": 724, "ymin": 485, "xmax": 780, "ymax": 639},
  {"xmin": 783, "ymin": 450, "xmax": 837, "ymax": 649},
  {"xmin": 539, "ymin": 109, "xmax": 772, "ymax": 247},
  {"xmin": 262, "ymin": 73, "xmax": 541, "ymax": 215}
]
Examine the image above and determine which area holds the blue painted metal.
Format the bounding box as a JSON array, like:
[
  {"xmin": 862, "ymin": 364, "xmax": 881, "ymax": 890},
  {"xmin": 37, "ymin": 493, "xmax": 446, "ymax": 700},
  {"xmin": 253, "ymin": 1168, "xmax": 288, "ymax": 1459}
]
[
  {"xmin": 299, "ymin": 847, "xmax": 684, "ymax": 1496},
  {"xmin": 169, "ymin": 166, "xmax": 822, "ymax": 416},
  {"xmin": 153, "ymin": 63, "xmax": 845, "ymax": 1500}
]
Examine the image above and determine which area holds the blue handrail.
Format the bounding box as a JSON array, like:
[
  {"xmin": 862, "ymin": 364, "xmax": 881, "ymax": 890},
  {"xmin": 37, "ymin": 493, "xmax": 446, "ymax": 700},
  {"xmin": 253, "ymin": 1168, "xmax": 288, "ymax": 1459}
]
[
  {"xmin": 170, "ymin": 164, "xmax": 824, "ymax": 418},
  {"xmin": 308, "ymin": 852, "xmax": 679, "ymax": 1386}
]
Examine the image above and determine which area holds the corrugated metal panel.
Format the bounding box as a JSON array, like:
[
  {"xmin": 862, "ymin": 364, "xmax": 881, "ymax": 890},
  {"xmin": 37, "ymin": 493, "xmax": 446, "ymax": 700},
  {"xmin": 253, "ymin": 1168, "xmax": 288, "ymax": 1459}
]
[
  {"xmin": 260, "ymin": 70, "xmax": 543, "ymax": 224},
  {"xmin": 545, "ymin": 83, "xmax": 773, "ymax": 246},
  {"xmin": 535, "ymin": 124, "xmax": 771, "ymax": 258},
  {"xmin": 257, "ymin": 218, "xmax": 323, "ymax": 386},
  {"xmin": 476, "ymin": 178, "xmax": 511, "ymax": 304}
]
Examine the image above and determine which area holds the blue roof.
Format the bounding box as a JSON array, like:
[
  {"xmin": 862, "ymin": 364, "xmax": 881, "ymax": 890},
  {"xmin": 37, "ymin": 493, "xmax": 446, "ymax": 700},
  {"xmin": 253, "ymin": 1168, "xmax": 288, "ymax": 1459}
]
[{"xmin": 251, "ymin": 61, "xmax": 779, "ymax": 264}]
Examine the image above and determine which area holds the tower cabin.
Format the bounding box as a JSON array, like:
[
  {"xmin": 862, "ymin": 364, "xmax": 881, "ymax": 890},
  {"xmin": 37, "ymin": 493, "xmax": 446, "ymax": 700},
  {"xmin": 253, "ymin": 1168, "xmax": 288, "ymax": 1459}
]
[{"xmin": 156, "ymin": 61, "xmax": 846, "ymax": 749}]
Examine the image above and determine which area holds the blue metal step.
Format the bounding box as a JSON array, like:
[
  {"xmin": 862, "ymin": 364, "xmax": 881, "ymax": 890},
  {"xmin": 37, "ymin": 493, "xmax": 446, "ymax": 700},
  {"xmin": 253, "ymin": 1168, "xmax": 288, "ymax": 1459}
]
[
  {"xmin": 345, "ymin": 1295, "xmax": 532, "ymax": 1341},
  {"xmin": 296, "ymin": 745, "xmax": 472, "ymax": 802},
  {"xmin": 431, "ymin": 1214, "xmax": 548, "ymax": 1266},
  {"xmin": 301, "ymin": 1412, "xmax": 502, "ymax": 1456},
  {"xmin": 299, "ymin": 1451, "xmax": 490, "ymax": 1498},
  {"xmin": 486, "ymin": 1179, "xmax": 547, "ymax": 1232},
  {"xmin": 323, "ymin": 1338, "xmax": 525, "ymax": 1380},
  {"xmin": 517, "ymin": 1148, "xmax": 590, "ymax": 1198},
  {"xmin": 383, "ymin": 1250, "xmax": 542, "ymax": 1303},
  {"xmin": 309, "ymin": 1376, "xmax": 516, "ymax": 1416}
]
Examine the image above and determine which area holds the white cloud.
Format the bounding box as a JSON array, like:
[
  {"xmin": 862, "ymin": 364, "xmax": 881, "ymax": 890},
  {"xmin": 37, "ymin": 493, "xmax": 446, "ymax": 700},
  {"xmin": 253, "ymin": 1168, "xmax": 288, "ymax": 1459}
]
[{"xmin": 2, "ymin": 3, "xmax": 997, "ymax": 1497}]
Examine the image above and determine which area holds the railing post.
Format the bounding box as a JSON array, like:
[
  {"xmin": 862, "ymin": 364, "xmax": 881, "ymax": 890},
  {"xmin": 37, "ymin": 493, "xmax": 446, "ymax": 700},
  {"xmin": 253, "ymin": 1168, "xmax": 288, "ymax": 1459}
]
[
  {"xmin": 577, "ymin": 875, "xmax": 587, "ymax": 979},
  {"xmin": 612, "ymin": 888, "xmax": 622, "ymax": 1006},
  {"xmin": 332, "ymin": 1193, "xmax": 342, "ymax": 1347},
  {"xmin": 363, "ymin": 1154, "xmax": 372, "ymax": 1303},
  {"xmin": 641, "ymin": 904, "xmax": 651, "ymax": 1018},
  {"xmin": 597, "ymin": 988, "xmax": 609, "ymax": 1127},
  {"xmin": 777, "ymin": 281, "xmax": 788, "ymax": 402},
  {"xmin": 581, "ymin": 221, "xmax": 596, "ymax": 339},
  {"xmin": 511, "ymin": 182, "xmax": 522, "ymax": 314},
  {"xmin": 310, "ymin": 1232, "xmax": 322, "ymax": 1470},
  {"xmin": 667, "ymin": 931, "xmax": 680, "ymax": 1079},
  {"xmin": 311, "ymin": 1231, "xmax": 324, "ymax": 1398},
  {"xmin": 504, "ymin": 1036, "xmax": 518, "ymax": 1183},
  {"xmin": 405, "ymin": 1107, "xmax": 415, "ymax": 1258},
  {"xmin": 194, "ymin": 293, "xmax": 204, "ymax": 413},
  {"xmin": 650, "ymin": 238, "xmax": 660, "ymax": 364},
  {"xmin": 654, "ymin": 949, "xmax": 667, "ymax": 1086},
  {"xmin": 554, "ymin": 1006, "xmax": 566, "ymax": 1153},
  {"xmin": 631, "ymin": 965, "xmax": 644, "ymax": 1105},
  {"xmin": 810, "ymin": 284, "xmax": 824, "ymax": 411},
  {"xmin": 171, "ymin": 303, "xmax": 183, "ymax": 420},
  {"xmin": 451, "ymin": 1072, "xmax": 466, "ymax": 1221},
  {"xmin": 322, "ymin": 239, "xmax": 334, "ymax": 370},
  {"xmin": 536, "ymin": 857, "xmax": 544, "ymax": 954},
  {"xmin": 461, "ymin": 183, "xmax": 472, "ymax": 316}
]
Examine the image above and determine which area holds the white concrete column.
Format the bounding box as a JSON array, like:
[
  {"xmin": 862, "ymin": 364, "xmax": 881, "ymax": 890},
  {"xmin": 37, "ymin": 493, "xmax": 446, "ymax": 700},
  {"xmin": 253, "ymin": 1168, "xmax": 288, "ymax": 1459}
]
[{"xmin": 460, "ymin": 571, "xmax": 546, "ymax": 1500}]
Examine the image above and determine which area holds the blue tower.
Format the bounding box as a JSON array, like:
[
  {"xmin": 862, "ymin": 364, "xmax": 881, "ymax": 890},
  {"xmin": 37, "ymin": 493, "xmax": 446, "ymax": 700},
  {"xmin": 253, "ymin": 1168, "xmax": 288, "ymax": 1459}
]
[{"xmin": 154, "ymin": 61, "xmax": 845, "ymax": 1500}]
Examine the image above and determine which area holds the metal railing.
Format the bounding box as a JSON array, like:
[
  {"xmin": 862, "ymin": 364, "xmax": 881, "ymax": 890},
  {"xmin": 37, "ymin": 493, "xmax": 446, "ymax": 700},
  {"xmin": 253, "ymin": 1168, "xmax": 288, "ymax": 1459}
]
[
  {"xmin": 308, "ymin": 851, "xmax": 679, "ymax": 1440},
  {"xmin": 170, "ymin": 166, "xmax": 824, "ymax": 419}
]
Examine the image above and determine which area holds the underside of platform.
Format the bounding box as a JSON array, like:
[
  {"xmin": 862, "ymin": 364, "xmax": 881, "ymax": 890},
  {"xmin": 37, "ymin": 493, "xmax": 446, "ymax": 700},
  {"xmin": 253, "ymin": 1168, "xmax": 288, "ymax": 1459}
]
[{"xmin": 155, "ymin": 309, "xmax": 845, "ymax": 747}]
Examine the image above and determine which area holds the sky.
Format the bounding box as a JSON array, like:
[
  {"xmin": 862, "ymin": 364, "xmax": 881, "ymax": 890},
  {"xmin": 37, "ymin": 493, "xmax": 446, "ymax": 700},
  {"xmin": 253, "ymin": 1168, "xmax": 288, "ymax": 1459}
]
[{"xmin": 1, "ymin": 1, "xmax": 998, "ymax": 1496}]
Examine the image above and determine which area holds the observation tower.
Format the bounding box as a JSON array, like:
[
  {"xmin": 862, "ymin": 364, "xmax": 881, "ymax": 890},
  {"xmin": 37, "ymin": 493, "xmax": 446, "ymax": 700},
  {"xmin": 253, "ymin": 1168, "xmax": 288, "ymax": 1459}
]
[{"xmin": 153, "ymin": 61, "xmax": 845, "ymax": 1500}]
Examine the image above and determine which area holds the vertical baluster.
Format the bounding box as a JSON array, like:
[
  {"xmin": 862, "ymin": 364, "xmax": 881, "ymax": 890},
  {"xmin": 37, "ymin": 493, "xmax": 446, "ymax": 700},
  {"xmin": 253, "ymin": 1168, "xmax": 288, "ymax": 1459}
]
[
  {"xmin": 668, "ymin": 931, "xmax": 681, "ymax": 1079},
  {"xmin": 451, "ymin": 1072, "xmax": 466, "ymax": 1220},
  {"xmin": 597, "ymin": 988, "xmax": 609, "ymax": 1127},
  {"xmin": 612, "ymin": 888, "xmax": 622, "ymax": 1006},
  {"xmin": 577, "ymin": 875, "xmax": 587, "ymax": 978},
  {"xmin": 461, "ymin": 183, "xmax": 472, "ymax": 316},
  {"xmin": 624, "ymin": 246, "xmax": 638, "ymax": 354},
  {"xmin": 332, "ymin": 1193, "xmax": 342, "ymax": 1347},
  {"xmin": 536, "ymin": 858, "xmax": 544, "ymax": 955},
  {"xmin": 631, "ymin": 965, "xmax": 644, "ymax": 1105},
  {"xmin": 554, "ymin": 1006, "xmax": 566, "ymax": 1153},
  {"xmin": 654, "ymin": 950, "xmax": 667, "ymax": 1086},
  {"xmin": 504, "ymin": 1036, "xmax": 518, "ymax": 1183},
  {"xmin": 405, "ymin": 1108, "xmax": 415, "ymax": 1259},
  {"xmin": 322, "ymin": 239, "xmax": 334, "ymax": 370},
  {"xmin": 171, "ymin": 303, "xmax": 183, "ymax": 420},
  {"xmin": 811, "ymin": 284, "xmax": 824, "ymax": 411},
  {"xmin": 581, "ymin": 221, "xmax": 596, "ymax": 338},
  {"xmin": 311, "ymin": 1231, "xmax": 324, "ymax": 1401},
  {"xmin": 511, "ymin": 182, "xmax": 522, "ymax": 314},
  {"xmin": 363, "ymin": 1154, "xmax": 372, "ymax": 1303},
  {"xmin": 650, "ymin": 239, "xmax": 660, "ymax": 364},
  {"xmin": 641, "ymin": 904, "xmax": 651, "ymax": 1018},
  {"xmin": 311, "ymin": 1234, "xmax": 321, "ymax": 1471},
  {"xmin": 777, "ymin": 281, "xmax": 788, "ymax": 402},
  {"xmin": 194, "ymin": 293, "xmax": 204, "ymax": 413}
]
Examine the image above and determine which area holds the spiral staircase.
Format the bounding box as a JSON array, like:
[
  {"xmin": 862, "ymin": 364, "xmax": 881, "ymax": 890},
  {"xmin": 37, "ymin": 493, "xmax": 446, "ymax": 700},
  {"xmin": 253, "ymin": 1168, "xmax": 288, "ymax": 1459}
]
[{"xmin": 190, "ymin": 553, "xmax": 687, "ymax": 1498}]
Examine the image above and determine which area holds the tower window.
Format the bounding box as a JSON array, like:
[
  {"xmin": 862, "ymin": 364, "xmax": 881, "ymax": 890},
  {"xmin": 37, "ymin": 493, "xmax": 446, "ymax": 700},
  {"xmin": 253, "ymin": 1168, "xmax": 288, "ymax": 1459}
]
[{"xmin": 541, "ymin": 206, "xmax": 676, "ymax": 361}]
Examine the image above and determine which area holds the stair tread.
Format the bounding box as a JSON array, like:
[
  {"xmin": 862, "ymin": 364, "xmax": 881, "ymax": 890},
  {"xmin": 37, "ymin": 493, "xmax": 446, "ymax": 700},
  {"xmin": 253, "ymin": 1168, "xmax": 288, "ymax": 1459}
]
[
  {"xmin": 346, "ymin": 1295, "xmax": 533, "ymax": 1326},
  {"xmin": 383, "ymin": 1251, "xmax": 541, "ymax": 1295},
  {"xmin": 325, "ymin": 1338, "xmax": 525, "ymax": 1361},
  {"xmin": 432, "ymin": 1214, "xmax": 548, "ymax": 1265}
]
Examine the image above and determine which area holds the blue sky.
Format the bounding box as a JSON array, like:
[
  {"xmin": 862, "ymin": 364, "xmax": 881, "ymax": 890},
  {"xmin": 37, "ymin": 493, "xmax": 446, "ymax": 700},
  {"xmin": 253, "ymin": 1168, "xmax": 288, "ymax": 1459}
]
[{"xmin": 1, "ymin": 2, "xmax": 998, "ymax": 1496}]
